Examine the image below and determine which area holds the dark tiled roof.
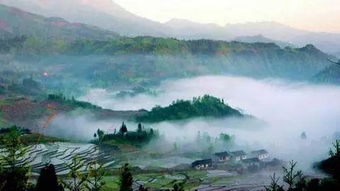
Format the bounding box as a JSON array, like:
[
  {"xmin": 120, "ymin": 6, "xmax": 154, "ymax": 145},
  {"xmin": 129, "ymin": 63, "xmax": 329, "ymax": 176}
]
[
  {"xmin": 251, "ymin": 149, "xmax": 268, "ymax": 155},
  {"xmin": 214, "ymin": 151, "xmax": 231, "ymax": 157},
  {"xmin": 231, "ymin": 150, "xmax": 246, "ymax": 156},
  {"xmin": 242, "ymin": 158, "xmax": 261, "ymax": 163},
  {"xmin": 192, "ymin": 159, "xmax": 212, "ymax": 166}
]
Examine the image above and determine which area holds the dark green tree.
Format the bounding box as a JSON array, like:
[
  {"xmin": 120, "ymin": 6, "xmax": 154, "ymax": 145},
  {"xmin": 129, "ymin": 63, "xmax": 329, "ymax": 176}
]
[
  {"xmin": 119, "ymin": 163, "xmax": 133, "ymax": 191},
  {"xmin": 137, "ymin": 123, "xmax": 143, "ymax": 133},
  {"xmin": 0, "ymin": 127, "xmax": 30, "ymax": 191},
  {"xmin": 36, "ymin": 164, "xmax": 64, "ymax": 191},
  {"xmin": 119, "ymin": 122, "xmax": 128, "ymax": 135}
]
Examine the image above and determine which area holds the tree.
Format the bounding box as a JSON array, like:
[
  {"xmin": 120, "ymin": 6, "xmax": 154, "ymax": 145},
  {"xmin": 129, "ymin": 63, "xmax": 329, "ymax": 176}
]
[
  {"xmin": 329, "ymin": 140, "xmax": 340, "ymax": 157},
  {"xmin": 265, "ymin": 173, "xmax": 284, "ymax": 191},
  {"xmin": 36, "ymin": 164, "xmax": 64, "ymax": 191},
  {"xmin": 119, "ymin": 163, "xmax": 133, "ymax": 191},
  {"xmin": 0, "ymin": 127, "xmax": 30, "ymax": 191},
  {"xmin": 61, "ymin": 156, "xmax": 89, "ymax": 191},
  {"xmin": 282, "ymin": 161, "xmax": 304, "ymax": 191},
  {"xmin": 95, "ymin": 129, "xmax": 105, "ymax": 144},
  {"xmin": 119, "ymin": 122, "xmax": 128, "ymax": 135},
  {"xmin": 86, "ymin": 161, "xmax": 105, "ymax": 191},
  {"xmin": 137, "ymin": 123, "xmax": 143, "ymax": 133},
  {"xmin": 173, "ymin": 182, "xmax": 184, "ymax": 191}
]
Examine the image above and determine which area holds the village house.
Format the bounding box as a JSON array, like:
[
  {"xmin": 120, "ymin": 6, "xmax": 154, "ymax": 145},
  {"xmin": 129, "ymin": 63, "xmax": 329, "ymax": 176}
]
[
  {"xmin": 213, "ymin": 151, "xmax": 231, "ymax": 162},
  {"xmin": 230, "ymin": 150, "xmax": 247, "ymax": 161},
  {"xmin": 192, "ymin": 159, "xmax": 213, "ymax": 170},
  {"xmin": 251, "ymin": 149, "xmax": 269, "ymax": 160},
  {"xmin": 242, "ymin": 157, "xmax": 262, "ymax": 168}
]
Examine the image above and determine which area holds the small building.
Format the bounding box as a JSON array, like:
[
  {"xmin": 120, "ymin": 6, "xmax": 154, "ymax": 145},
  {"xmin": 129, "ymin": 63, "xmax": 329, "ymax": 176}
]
[
  {"xmin": 213, "ymin": 151, "xmax": 231, "ymax": 162},
  {"xmin": 192, "ymin": 159, "xmax": 213, "ymax": 170},
  {"xmin": 230, "ymin": 150, "xmax": 247, "ymax": 161},
  {"xmin": 251, "ymin": 149, "xmax": 269, "ymax": 160},
  {"xmin": 242, "ymin": 157, "xmax": 261, "ymax": 168}
]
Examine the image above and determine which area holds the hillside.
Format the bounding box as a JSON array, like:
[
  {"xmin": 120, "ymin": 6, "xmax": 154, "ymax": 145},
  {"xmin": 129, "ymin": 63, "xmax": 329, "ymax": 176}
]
[
  {"xmin": 0, "ymin": 36, "xmax": 335, "ymax": 93},
  {"xmin": 0, "ymin": 4, "xmax": 119, "ymax": 41},
  {"xmin": 0, "ymin": 94, "xmax": 145, "ymax": 130},
  {"xmin": 313, "ymin": 65, "xmax": 340, "ymax": 84},
  {"xmin": 135, "ymin": 95, "xmax": 243, "ymax": 123},
  {"xmin": 0, "ymin": 0, "xmax": 166, "ymax": 37}
]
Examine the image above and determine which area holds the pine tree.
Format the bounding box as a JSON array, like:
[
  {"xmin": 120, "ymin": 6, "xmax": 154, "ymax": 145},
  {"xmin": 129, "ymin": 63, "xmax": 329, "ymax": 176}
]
[
  {"xmin": 119, "ymin": 122, "xmax": 128, "ymax": 135},
  {"xmin": 36, "ymin": 164, "xmax": 64, "ymax": 191},
  {"xmin": 119, "ymin": 163, "xmax": 133, "ymax": 191}
]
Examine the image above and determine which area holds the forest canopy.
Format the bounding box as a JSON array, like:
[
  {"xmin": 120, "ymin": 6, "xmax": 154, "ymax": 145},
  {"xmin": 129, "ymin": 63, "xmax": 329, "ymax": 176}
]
[{"xmin": 135, "ymin": 95, "xmax": 243, "ymax": 123}]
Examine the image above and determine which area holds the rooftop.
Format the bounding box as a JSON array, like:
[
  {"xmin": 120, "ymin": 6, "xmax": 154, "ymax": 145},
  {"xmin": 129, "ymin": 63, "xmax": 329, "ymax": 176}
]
[
  {"xmin": 214, "ymin": 151, "xmax": 231, "ymax": 157},
  {"xmin": 192, "ymin": 159, "xmax": 212, "ymax": 166},
  {"xmin": 251, "ymin": 149, "xmax": 268, "ymax": 155},
  {"xmin": 230, "ymin": 150, "xmax": 246, "ymax": 156}
]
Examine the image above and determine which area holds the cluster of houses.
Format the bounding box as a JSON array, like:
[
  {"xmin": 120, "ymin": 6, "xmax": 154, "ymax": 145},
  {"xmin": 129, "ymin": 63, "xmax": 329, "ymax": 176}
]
[{"xmin": 192, "ymin": 149, "xmax": 270, "ymax": 170}]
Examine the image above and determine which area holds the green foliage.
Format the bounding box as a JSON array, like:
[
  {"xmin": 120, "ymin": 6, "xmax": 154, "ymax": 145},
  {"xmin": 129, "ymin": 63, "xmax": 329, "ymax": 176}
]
[
  {"xmin": 119, "ymin": 163, "xmax": 133, "ymax": 191},
  {"xmin": 173, "ymin": 182, "xmax": 185, "ymax": 191},
  {"xmin": 97, "ymin": 123, "xmax": 158, "ymax": 147},
  {"xmin": 61, "ymin": 156, "xmax": 89, "ymax": 191},
  {"xmin": 136, "ymin": 95, "xmax": 242, "ymax": 123},
  {"xmin": 86, "ymin": 161, "xmax": 106, "ymax": 191},
  {"xmin": 48, "ymin": 93, "xmax": 100, "ymax": 109},
  {"xmin": 0, "ymin": 127, "xmax": 30, "ymax": 191}
]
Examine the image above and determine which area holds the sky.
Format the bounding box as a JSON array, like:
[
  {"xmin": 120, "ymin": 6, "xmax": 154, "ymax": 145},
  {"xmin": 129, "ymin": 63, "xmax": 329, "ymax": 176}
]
[{"xmin": 114, "ymin": 0, "xmax": 340, "ymax": 32}]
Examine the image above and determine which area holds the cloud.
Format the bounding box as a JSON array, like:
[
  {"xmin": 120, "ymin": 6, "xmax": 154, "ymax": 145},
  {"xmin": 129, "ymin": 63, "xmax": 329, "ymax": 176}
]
[{"xmin": 77, "ymin": 75, "xmax": 340, "ymax": 169}]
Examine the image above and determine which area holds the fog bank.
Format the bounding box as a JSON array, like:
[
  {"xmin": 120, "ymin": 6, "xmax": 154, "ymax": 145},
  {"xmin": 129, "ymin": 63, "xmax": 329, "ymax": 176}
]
[{"xmin": 76, "ymin": 76, "xmax": 340, "ymax": 168}]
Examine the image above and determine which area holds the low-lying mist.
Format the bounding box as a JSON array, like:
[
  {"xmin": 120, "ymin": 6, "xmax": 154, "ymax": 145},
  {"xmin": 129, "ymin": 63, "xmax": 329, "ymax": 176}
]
[{"xmin": 53, "ymin": 76, "xmax": 340, "ymax": 169}]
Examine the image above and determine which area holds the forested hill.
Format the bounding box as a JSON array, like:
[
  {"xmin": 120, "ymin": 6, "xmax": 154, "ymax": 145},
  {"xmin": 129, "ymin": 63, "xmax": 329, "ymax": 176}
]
[
  {"xmin": 0, "ymin": 4, "xmax": 337, "ymax": 92},
  {"xmin": 135, "ymin": 95, "xmax": 243, "ymax": 123}
]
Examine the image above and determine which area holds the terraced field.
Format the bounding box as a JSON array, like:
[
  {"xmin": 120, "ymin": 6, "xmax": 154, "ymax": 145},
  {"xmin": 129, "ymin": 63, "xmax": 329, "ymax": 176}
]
[{"xmin": 22, "ymin": 142, "xmax": 118, "ymax": 175}]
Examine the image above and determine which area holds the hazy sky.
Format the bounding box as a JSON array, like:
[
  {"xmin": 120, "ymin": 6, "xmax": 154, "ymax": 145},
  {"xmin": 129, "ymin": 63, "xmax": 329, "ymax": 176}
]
[{"xmin": 114, "ymin": 0, "xmax": 340, "ymax": 32}]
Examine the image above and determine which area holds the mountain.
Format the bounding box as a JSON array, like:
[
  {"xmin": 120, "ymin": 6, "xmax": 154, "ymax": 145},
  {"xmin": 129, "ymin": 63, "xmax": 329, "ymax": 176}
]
[
  {"xmin": 314, "ymin": 64, "xmax": 340, "ymax": 84},
  {"xmin": 164, "ymin": 19, "xmax": 232, "ymax": 40},
  {"xmin": 233, "ymin": 35, "xmax": 294, "ymax": 48},
  {"xmin": 2, "ymin": 0, "xmax": 340, "ymax": 54},
  {"xmin": 0, "ymin": 4, "xmax": 119, "ymax": 40},
  {"xmin": 0, "ymin": 0, "xmax": 167, "ymax": 37}
]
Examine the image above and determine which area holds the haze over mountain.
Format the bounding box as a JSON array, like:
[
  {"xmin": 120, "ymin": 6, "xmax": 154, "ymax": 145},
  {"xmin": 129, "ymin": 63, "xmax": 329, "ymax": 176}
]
[
  {"xmin": 0, "ymin": 4, "xmax": 119, "ymax": 40},
  {"xmin": 0, "ymin": 0, "xmax": 167, "ymax": 36},
  {"xmin": 0, "ymin": 2, "xmax": 339, "ymax": 88},
  {"xmin": 2, "ymin": 0, "xmax": 340, "ymax": 55}
]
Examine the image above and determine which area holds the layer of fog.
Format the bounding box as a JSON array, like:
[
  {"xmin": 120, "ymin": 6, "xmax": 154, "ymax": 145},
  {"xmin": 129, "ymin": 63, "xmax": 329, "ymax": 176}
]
[{"xmin": 60, "ymin": 76, "xmax": 340, "ymax": 169}]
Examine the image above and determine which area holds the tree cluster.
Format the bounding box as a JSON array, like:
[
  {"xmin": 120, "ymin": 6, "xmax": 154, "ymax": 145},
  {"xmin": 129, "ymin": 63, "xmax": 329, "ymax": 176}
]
[{"xmin": 136, "ymin": 95, "xmax": 242, "ymax": 123}]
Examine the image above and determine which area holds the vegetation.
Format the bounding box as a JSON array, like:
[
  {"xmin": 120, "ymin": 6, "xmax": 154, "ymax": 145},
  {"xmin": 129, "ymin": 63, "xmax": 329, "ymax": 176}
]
[
  {"xmin": 36, "ymin": 164, "xmax": 63, "ymax": 191},
  {"xmin": 0, "ymin": 128, "xmax": 31, "ymax": 191},
  {"xmin": 94, "ymin": 123, "xmax": 158, "ymax": 147},
  {"xmin": 48, "ymin": 94, "xmax": 101, "ymax": 110},
  {"xmin": 119, "ymin": 163, "xmax": 133, "ymax": 191},
  {"xmin": 266, "ymin": 141, "xmax": 340, "ymax": 191},
  {"xmin": 318, "ymin": 140, "xmax": 340, "ymax": 181},
  {"xmin": 136, "ymin": 95, "xmax": 243, "ymax": 123}
]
